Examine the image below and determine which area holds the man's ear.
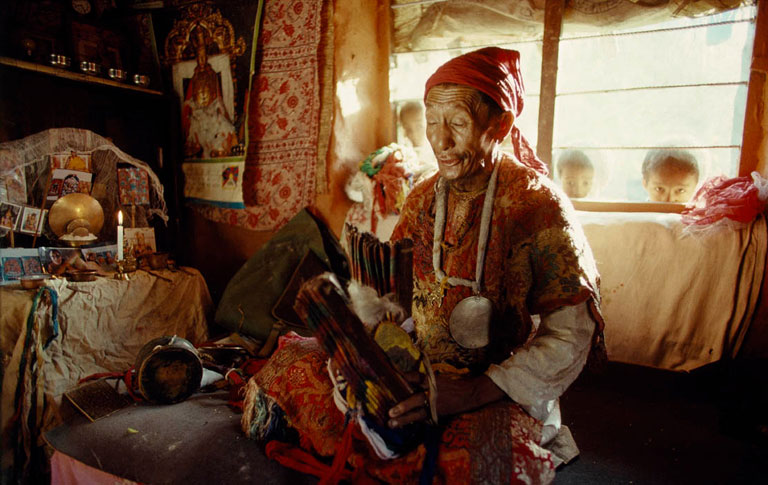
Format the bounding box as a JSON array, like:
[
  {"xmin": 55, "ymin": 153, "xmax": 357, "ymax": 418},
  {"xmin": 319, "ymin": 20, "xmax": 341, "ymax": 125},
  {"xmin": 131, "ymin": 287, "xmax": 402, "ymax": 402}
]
[{"xmin": 492, "ymin": 112, "xmax": 514, "ymax": 142}]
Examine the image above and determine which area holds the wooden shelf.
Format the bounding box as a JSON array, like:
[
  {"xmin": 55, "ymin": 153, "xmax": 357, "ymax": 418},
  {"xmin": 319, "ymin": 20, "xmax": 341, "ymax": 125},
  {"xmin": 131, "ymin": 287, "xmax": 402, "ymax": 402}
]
[{"xmin": 0, "ymin": 56, "xmax": 162, "ymax": 96}]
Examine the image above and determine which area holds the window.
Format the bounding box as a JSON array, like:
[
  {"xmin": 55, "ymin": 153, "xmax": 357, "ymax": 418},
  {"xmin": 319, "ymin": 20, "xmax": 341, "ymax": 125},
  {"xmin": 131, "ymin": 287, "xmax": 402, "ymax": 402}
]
[
  {"xmin": 389, "ymin": 1, "xmax": 761, "ymax": 209},
  {"xmin": 554, "ymin": 6, "xmax": 757, "ymax": 202}
]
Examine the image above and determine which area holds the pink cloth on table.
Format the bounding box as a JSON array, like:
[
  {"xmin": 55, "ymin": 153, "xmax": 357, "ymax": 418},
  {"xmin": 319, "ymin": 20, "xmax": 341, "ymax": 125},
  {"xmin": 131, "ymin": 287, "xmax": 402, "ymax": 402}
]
[{"xmin": 50, "ymin": 451, "xmax": 139, "ymax": 485}]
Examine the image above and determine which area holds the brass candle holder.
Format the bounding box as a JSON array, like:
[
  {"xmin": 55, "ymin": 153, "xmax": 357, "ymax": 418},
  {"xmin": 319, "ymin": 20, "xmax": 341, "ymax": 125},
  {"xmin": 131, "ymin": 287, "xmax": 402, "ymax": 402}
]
[{"xmin": 114, "ymin": 256, "xmax": 137, "ymax": 280}]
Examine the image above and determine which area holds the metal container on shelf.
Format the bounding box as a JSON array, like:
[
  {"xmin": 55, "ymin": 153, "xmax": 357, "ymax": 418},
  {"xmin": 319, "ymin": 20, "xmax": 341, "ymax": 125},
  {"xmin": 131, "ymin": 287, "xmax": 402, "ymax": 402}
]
[
  {"xmin": 108, "ymin": 68, "xmax": 127, "ymax": 82},
  {"xmin": 132, "ymin": 74, "xmax": 150, "ymax": 87},
  {"xmin": 49, "ymin": 54, "xmax": 71, "ymax": 68},
  {"xmin": 79, "ymin": 61, "xmax": 100, "ymax": 76}
]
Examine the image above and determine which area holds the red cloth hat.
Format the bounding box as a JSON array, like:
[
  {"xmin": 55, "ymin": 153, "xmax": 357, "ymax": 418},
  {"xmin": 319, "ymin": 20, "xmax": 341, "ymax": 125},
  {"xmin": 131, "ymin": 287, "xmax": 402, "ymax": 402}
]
[
  {"xmin": 425, "ymin": 47, "xmax": 525, "ymax": 117},
  {"xmin": 424, "ymin": 47, "xmax": 548, "ymax": 175}
]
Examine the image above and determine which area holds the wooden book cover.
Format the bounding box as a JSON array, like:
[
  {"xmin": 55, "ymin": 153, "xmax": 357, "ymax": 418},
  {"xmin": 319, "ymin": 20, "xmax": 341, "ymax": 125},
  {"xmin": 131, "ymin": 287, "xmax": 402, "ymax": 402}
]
[{"xmin": 64, "ymin": 379, "xmax": 133, "ymax": 422}]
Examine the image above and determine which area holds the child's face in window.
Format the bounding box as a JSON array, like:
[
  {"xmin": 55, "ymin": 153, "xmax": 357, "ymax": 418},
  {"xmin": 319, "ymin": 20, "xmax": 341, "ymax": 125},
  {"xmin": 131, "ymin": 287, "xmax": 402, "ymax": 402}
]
[
  {"xmin": 559, "ymin": 165, "xmax": 594, "ymax": 199},
  {"xmin": 643, "ymin": 165, "xmax": 698, "ymax": 202}
]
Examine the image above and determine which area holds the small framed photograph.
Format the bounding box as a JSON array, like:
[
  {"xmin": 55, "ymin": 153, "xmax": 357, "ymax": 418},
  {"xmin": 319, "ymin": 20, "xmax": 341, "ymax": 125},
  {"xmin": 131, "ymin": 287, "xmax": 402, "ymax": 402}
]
[
  {"xmin": 0, "ymin": 202, "xmax": 22, "ymax": 231},
  {"xmin": 38, "ymin": 246, "xmax": 84, "ymax": 275},
  {"xmin": 21, "ymin": 254, "xmax": 44, "ymax": 275},
  {"xmin": 81, "ymin": 244, "xmax": 117, "ymax": 270},
  {"xmin": 1, "ymin": 255, "xmax": 24, "ymax": 283},
  {"xmin": 0, "ymin": 248, "xmax": 41, "ymax": 284},
  {"xmin": 124, "ymin": 227, "xmax": 156, "ymax": 258},
  {"xmin": 51, "ymin": 151, "xmax": 93, "ymax": 172},
  {"xmin": 47, "ymin": 169, "xmax": 93, "ymax": 202},
  {"xmin": 18, "ymin": 207, "xmax": 47, "ymax": 235}
]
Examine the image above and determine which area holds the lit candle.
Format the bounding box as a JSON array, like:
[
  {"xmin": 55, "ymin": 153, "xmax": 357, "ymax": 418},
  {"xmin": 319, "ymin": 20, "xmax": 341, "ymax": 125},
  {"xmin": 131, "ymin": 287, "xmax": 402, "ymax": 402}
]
[{"xmin": 117, "ymin": 210, "xmax": 124, "ymax": 261}]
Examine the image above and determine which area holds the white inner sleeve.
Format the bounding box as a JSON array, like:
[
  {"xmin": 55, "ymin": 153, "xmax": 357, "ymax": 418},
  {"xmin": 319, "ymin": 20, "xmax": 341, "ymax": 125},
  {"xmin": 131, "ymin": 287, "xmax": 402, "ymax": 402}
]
[{"xmin": 485, "ymin": 302, "xmax": 594, "ymax": 422}]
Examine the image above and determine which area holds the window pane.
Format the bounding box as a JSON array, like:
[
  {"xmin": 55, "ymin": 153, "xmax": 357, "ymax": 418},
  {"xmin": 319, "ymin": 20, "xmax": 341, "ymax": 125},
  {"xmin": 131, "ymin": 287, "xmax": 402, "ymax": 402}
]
[
  {"xmin": 553, "ymin": 147, "xmax": 740, "ymax": 201},
  {"xmin": 558, "ymin": 12, "xmax": 755, "ymax": 93},
  {"xmin": 553, "ymin": 6, "xmax": 756, "ymax": 203},
  {"xmin": 554, "ymin": 85, "xmax": 748, "ymax": 148}
]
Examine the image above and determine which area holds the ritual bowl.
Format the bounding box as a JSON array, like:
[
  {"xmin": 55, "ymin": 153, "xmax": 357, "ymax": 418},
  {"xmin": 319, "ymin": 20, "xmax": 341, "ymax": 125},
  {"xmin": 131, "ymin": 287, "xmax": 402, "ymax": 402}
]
[
  {"xmin": 79, "ymin": 61, "xmax": 100, "ymax": 76},
  {"xmin": 65, "ymin": 269, "xmax": 98, "ymax": 282},
  {"xmin": 108, "ymin": 68, "xmax": 127, "ymax": 82},
  {"xmin": 148, "ymin": 252, "xmax": 169, "ymax": 270},
  {"xmin": 20, "ymin": 274, "xmax": 50, "ymax": 289},
  {"xmin": 49, "ymin": 54, "xmax": 71, "ymax": 68}
]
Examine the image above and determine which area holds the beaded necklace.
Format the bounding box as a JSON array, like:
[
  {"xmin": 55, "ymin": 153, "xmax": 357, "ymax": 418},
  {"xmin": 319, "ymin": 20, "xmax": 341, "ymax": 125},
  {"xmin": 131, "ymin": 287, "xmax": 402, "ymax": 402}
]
[{"xmin": 432, "ymin": 161, "xmax": 500, "ymax": 348}]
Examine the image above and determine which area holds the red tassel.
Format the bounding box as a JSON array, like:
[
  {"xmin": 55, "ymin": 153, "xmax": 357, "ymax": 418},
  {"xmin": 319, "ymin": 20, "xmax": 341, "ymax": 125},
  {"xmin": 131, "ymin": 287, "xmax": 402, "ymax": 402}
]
[{"xmin": 264, "ymin": 420, "xmax": 357, "ymax": 485}]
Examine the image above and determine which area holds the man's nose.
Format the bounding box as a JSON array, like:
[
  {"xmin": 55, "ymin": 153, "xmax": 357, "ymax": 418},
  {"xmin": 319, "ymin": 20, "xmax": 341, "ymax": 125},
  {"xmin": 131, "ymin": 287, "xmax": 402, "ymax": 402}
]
[{"xmin": 431, "ymin": 125, "xmax": 453, "ymax": 152}]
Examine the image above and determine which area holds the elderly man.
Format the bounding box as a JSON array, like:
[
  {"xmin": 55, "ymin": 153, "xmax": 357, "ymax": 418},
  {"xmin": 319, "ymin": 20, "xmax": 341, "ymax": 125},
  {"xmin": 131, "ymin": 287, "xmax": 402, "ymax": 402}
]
[
  {"xmin": 384, "ymin": 46, "xmax": 605, "ymax": 481},
  {"xmin": 244, "ymin": 47, "xmax": 604, "ymax": 484}
]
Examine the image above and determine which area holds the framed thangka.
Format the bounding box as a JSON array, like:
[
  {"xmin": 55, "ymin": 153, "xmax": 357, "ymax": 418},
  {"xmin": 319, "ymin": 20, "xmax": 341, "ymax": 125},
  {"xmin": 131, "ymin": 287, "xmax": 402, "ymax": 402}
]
[
  {"xmin": 0, "ymin": 248, "xmax": 43, "ymax": 285},
  {"xmin": 117, "ymin": 167, "xmax": 150, "ymax": 206},
  {"xmin": 156, "ymin": 1, "xmax": 259, "ymax": 209}
]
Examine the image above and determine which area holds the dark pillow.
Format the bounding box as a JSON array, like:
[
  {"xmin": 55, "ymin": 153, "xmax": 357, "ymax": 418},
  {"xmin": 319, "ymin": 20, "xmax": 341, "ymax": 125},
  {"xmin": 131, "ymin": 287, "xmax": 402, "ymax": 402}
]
[{"xmin": 214, "ymin": 208, "xmax": 348, "ymax": 346}]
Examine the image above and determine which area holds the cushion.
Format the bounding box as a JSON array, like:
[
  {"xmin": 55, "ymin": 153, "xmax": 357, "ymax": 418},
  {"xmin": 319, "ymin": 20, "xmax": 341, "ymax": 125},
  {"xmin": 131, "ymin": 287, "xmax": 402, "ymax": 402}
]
[{"xmin": 214, "ymin": 208, "xmax": 348, "ymax": 342}]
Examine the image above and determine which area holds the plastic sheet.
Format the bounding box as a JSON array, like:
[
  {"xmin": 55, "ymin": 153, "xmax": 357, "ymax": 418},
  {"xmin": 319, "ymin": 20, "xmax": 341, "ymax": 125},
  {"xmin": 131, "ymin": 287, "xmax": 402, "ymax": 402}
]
[{"xmin": 681, "ymin": 171, "xmax": 768, "ymax": 232}]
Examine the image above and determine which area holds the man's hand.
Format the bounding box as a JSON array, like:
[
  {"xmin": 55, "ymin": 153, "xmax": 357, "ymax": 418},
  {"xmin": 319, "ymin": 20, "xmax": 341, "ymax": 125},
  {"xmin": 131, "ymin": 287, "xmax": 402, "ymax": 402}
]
[{"xmin": 387, "ymin": 373, "xmax": 506, "ymax": 428}]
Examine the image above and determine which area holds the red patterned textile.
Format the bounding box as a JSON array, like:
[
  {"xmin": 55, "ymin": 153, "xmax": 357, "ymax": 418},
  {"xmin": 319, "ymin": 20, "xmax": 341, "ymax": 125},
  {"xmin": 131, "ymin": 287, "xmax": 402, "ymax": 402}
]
[
  {"xmin": 681, "ymin": 173, "xmax": 768, "ymax": 229},
  {"xmin": 194, "ymin": 0, "xmax": 331, "ymax": 230},
  {"xmin": 424, "ymin": 47, "xmax": 548, "ymax": 176},
  {"xmin": 391, "ymin": 154, "xmax": 603, "ymax": 369},
  {"xmin": 253, "ymin": 335, "xmax": 345, "ymax": 457},
  {"xmin": 252, "ymin": 336, "xmax": 556, "ymax": 484}
]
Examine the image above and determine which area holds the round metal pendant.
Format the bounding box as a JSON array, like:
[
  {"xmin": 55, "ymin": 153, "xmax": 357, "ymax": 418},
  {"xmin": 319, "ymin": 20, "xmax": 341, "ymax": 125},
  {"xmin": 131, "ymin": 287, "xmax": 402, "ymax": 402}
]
[{"xmin": 449, "ymin": 296, "xmax": 493, "ymax": 349}]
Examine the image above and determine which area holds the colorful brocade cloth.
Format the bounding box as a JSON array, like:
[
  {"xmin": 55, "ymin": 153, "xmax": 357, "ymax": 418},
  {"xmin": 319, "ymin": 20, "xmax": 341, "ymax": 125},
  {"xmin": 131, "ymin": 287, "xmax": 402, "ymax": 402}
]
[
  {"xmin": 241, "ymin": 154, "xmax": 603, "ymax": 484},
  {"xmin": 243, "ymin": 334, "xmax": 555, "ymax": 484},
  {"xmin": 390, "ymin": 153, "xmax": 604, "ymax": 371}
]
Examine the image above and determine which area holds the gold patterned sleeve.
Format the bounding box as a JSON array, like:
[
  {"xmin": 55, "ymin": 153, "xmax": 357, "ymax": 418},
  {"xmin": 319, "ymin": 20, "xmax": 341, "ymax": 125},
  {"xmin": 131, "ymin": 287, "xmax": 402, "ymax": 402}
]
[
  {"xmin": 390, "ymin": 177, "xmax": 433, "ymax": 244},
  {"xmin": 526, "ymin": 212, "xmax": 601, "ymax": 318}
]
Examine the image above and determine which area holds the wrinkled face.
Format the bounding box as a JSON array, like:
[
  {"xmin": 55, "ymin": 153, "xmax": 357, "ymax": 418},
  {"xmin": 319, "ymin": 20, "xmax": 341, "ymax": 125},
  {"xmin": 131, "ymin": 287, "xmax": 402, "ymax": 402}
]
[
  {"xmin": 643, "ymin": 165, "xmax": 698, "ymax": 202},
  {"xmin": 560, "ymin": 165, "xmax": 594, "ymax": 199},
  {"xmin": 425, "ymin": 84, "xmax": 499, "ymax": 183}
]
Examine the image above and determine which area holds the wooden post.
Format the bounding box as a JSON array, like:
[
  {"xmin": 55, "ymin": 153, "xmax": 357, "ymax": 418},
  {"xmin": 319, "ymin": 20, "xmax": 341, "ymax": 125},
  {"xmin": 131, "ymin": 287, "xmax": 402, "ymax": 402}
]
[
  {"xmin": 536, "ymin": 0, "xmax": 566, "ymax": 175},
  {"xmin": 31, "ymin": 163, "xmax": 54, "ymax": 248},
  {"xmin": 739, "ymin": 0, "xmax": 768, "ymax": 176}
]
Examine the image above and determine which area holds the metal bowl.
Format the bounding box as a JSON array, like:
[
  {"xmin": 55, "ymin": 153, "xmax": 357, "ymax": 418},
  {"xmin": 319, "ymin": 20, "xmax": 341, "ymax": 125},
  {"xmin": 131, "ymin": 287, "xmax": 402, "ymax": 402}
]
[
  {"xmin": 132, "ymin": 74, "xmax": 150, "ymax": 87},
  {"xmin": 108, "ymin": 68, "xmax": 127, "ymax": 82},
  {"xmin": 147, "ymin": 252, "xmax": 169, "ymax": 270},
  {"xmin": 65, "ymin": 269, "xmax": 98, "ymax": 282},
  {"xmin": 79, "ymin": 61, "xmax": 100, "ymax": 76},
  {"xmin": 49, "ymin": 54, "xmax": 71, "ymax": 68},
  {"xmin": 20, "ymin": 274, "xmax": 50, "ymax": 289}
]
